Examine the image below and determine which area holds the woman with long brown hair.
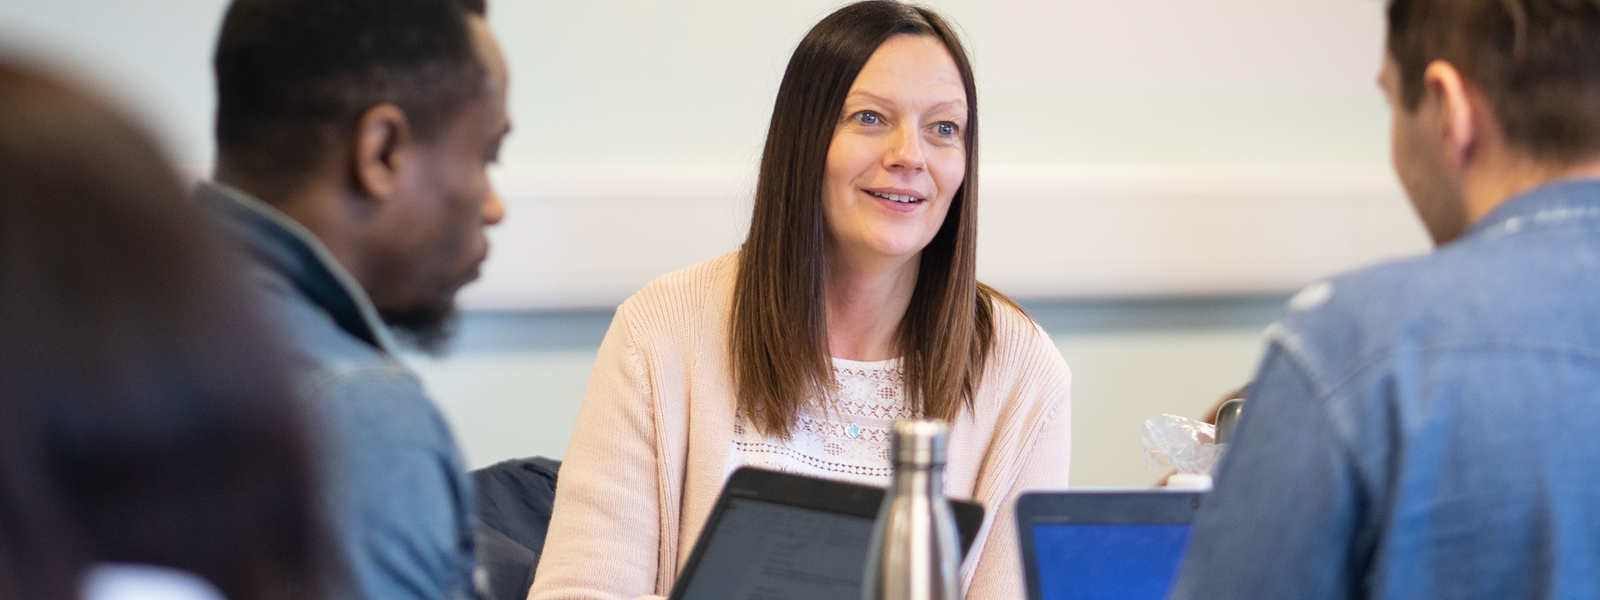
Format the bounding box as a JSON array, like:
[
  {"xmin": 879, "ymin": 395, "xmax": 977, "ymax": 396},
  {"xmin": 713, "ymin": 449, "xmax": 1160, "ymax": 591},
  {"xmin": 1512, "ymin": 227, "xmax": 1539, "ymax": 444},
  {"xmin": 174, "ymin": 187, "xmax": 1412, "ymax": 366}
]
[
  {"xmin": 0, "ymin": 63, "xmax": 335, "ymax": 600},
  {"xmin": 531, "ymin": 2, "xmax": 1071, "ymax": 598}
]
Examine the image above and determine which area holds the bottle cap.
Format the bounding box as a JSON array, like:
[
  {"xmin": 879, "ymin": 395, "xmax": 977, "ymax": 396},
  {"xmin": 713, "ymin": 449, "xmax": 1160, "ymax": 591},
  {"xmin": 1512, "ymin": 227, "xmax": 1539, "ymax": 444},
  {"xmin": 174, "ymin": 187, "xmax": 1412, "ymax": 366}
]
[
  {"xmin": 892, "ymin": 419, "xmax": 948, "ymax": 466},
  {"xmin": 1214, "ymin": 399, "xmax": 1244, "ymax": 445}
]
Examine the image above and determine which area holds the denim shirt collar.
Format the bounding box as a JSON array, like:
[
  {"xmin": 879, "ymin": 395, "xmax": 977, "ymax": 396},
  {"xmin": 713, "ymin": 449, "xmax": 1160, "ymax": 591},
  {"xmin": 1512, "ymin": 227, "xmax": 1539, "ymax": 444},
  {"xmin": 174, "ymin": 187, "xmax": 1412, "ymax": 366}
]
[
  {"xmin": 1462, "ymin": 177, "xmax": 1600, "ymax": 244},
  {"xmin": 200, "ymin": 182, "xmax": 396, "ymax": 353}
]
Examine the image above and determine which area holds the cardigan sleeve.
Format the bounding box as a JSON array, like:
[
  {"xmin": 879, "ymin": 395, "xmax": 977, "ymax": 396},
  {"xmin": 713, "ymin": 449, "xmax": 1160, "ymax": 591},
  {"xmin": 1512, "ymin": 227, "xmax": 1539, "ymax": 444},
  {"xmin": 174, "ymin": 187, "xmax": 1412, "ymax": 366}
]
[
  {"xmin": 966, "ymin": 389, "xmax": 1071, "ymax": 599},
  {"xmin": 528, "ymin": 304, "xmax": 668, "ymax": 600},
  {"xmin": 964, "ymin": 319, "xmax": 1074, "ymax": 600}
]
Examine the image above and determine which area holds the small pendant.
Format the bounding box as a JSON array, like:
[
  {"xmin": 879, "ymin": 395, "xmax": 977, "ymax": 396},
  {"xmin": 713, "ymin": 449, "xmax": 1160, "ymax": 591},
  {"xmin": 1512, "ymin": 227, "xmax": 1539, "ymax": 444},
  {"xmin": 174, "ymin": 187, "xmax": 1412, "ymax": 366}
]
[{"xmin": 846, "ymin": 423, "xmax": 862, "ymax": 439}]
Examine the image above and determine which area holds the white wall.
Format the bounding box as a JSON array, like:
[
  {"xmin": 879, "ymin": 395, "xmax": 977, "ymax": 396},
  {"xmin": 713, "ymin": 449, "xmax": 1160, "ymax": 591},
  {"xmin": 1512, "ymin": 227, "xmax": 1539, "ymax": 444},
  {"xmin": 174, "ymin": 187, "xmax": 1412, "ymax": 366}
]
[
  {"xmin": 483, "ymin": 0, "xmax": 1391, "ymax": 167},
  {"xmin": 0, "ymin": 0, "xmax": 1425, "ymax": 309},
  {"xmin": 461, "ymin": 0, "xmax": 1423, "ymax": 309},
  {"xmin": 0, "ymin": 0, "xmax": 1397, "ymax": 166},
  {"xmin": 0, "ymin": 0, "xmax": 1426, "ymax": 487}
]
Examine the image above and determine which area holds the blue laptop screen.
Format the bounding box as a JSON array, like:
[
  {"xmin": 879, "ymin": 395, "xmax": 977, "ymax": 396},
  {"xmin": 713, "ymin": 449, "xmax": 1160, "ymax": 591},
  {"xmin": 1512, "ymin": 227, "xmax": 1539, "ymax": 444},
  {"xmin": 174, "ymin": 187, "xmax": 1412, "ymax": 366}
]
[{"xmin": 1031, "ymin": 524, "xmax": 1191, "ymax": 600}]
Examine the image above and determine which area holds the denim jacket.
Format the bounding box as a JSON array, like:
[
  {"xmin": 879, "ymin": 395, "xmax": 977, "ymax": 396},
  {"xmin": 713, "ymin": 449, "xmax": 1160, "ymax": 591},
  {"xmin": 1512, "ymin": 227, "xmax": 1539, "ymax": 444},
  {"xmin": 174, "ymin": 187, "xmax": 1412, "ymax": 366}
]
[
  {"xmin": 202, "ymin": 183, "xmax": 477, "ymax": 600},
  {"xmin": 1170, "ymin": 179, "xmax": 1600, "ymax": 600}
]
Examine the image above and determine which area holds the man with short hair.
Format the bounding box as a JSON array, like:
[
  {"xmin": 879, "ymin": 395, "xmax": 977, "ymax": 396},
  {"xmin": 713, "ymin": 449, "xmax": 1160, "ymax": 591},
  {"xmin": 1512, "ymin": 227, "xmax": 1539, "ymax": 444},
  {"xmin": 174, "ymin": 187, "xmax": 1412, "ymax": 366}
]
[
  {"xmin": 1170, "ymin": 1, "xmax": 1600, "ymax": 597},
  {"xmin": 199, "ymin": 1, "xmax": 509, "ymax": 598}
]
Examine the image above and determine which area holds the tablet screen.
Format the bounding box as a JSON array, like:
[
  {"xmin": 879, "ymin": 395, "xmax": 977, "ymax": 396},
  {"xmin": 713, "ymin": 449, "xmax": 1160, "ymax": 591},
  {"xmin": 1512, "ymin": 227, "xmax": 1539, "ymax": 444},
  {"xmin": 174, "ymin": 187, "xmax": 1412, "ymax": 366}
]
[
  {"xmin": 1031, "ymin": 524, "xmax": 1191, "ymax": 600},
  {"xmin": 676, "ymin": 497, "xmax": 875, "ymax": 600}
]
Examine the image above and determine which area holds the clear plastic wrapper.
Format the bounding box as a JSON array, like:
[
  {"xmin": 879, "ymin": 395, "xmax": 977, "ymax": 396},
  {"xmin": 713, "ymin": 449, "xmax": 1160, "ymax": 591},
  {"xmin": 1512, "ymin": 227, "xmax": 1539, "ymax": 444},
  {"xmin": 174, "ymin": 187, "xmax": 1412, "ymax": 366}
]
[{"xmin": 1142, "ymin": 414, "xmax": 1218, "ymax": 474}]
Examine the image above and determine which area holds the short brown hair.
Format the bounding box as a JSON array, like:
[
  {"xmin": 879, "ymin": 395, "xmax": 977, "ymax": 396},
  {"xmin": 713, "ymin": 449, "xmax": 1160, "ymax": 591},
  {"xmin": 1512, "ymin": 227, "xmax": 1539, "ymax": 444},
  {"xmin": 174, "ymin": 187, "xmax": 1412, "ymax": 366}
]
[
  {"xmin": 1388, "ymin": 0, "xmax": 1600, "ymax": 163},
  {"xmin": 731, "ymin": 1, "xmax": 1018, "ymax": 437}
]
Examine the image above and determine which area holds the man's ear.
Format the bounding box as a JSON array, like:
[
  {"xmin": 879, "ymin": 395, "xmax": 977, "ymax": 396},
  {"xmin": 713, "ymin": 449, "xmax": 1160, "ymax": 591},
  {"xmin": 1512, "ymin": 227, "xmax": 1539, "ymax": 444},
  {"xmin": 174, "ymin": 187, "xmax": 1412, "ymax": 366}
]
[
  {"xmin": 1422, "ymin": 60, "xmax": 1478, "ymax": 173},
  {"xmin": 350, "ymin": 103, "xmax": 413, "ymax": 200}
]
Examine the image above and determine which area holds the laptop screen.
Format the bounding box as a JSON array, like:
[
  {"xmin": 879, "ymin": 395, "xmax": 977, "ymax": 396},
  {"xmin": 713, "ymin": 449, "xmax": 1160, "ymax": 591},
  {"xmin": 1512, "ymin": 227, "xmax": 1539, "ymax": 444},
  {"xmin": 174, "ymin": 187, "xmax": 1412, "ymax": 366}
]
[
  {"xmin": 676, "ymin": 497, "xmax": 874, "ymax": 600},
  {"xmin": 668, "ymin": 468, "xmax": 987, "ymax": 600},
  {"xmin": 1030, "ymin": 523, "xmax": 1192, "ymax": 600}
]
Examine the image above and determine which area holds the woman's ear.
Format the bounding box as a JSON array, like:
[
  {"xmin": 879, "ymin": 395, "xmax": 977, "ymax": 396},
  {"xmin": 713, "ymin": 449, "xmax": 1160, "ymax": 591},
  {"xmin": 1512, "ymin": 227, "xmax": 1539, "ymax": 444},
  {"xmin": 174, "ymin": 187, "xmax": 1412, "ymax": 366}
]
[{"xmin": 349, "ymin": 103, "xmax": 413, "ymax": 201}]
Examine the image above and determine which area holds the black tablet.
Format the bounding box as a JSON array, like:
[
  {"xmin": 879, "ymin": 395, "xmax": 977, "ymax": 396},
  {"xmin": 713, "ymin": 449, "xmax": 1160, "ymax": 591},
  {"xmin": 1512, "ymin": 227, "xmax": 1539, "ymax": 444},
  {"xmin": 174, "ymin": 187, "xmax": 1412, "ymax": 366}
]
[
  {"xmin": 1015, "ymin": 490, "xmax": 1205, "ymax": 600},
  {"xmin": 666, "ymin": 467, "xmax": 985, "ymax": 600}
]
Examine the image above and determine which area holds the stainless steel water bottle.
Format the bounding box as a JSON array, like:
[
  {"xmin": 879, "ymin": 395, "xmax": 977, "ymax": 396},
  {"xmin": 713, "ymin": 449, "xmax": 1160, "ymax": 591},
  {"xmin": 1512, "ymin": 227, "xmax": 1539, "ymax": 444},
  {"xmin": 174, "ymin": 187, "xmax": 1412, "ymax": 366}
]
[{"xmin": 862, "ymin": 419, "xmax": 961, "ymax": 600}]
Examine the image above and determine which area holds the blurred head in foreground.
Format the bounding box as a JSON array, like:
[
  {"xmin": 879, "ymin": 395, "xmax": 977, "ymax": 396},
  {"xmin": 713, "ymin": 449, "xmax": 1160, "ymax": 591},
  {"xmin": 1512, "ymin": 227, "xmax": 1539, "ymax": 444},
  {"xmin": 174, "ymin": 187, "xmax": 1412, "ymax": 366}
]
[{"xmin": 0, "ymin": 62, "xmax": 332, "ymax": 600}]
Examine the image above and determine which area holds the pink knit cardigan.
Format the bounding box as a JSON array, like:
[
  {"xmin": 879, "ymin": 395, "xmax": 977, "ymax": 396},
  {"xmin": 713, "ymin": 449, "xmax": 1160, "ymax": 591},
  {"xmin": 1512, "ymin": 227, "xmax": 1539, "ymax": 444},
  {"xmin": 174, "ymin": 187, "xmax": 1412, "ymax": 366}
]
[{"xmin": 528, "ymin": 253, "xmax": 1072, "ymax": 600}]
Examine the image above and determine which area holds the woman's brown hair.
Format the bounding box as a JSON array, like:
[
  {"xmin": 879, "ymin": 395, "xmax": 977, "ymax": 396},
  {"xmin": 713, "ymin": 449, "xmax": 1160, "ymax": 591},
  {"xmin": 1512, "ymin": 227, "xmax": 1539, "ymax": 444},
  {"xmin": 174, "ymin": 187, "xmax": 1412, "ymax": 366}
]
[{"xmin": 731, "ymin": 0, "xmax": 1015, "ymax": 437}]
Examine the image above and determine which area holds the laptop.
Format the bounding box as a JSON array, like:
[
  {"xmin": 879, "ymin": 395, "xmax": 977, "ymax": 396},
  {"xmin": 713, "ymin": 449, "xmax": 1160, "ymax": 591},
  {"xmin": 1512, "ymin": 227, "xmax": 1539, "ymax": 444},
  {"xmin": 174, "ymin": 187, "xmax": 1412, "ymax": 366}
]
[
  {"xmin": 667, "ymin": 467, "xmax": 986, "ymax": 600},
  {"xmin": 1016, "ymin": 490, "xmax": 1205, "ymax": 600}
]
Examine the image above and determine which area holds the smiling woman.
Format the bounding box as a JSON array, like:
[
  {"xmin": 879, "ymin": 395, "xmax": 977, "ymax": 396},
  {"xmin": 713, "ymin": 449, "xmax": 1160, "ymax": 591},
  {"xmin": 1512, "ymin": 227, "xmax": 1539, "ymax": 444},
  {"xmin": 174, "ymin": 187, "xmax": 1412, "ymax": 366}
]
[
  {"xmin": 757, "ymin": 32, "xmax": 979, "ymax": 433},
  {"xmin": 529, "ymin": 3, "xmax": 1072, "ymax": 600}
]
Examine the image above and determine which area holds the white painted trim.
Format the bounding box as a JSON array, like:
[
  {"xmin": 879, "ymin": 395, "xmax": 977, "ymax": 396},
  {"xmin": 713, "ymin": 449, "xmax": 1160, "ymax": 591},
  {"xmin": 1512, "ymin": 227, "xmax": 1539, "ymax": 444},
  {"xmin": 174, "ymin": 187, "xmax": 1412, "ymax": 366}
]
[
  {"xmin": 462, "ymin": 164, "xmax": 1428, "ymax": 310},
  {"xmin": 185, "ymin": 163, "xmax": 1432, "ymax": 310}
]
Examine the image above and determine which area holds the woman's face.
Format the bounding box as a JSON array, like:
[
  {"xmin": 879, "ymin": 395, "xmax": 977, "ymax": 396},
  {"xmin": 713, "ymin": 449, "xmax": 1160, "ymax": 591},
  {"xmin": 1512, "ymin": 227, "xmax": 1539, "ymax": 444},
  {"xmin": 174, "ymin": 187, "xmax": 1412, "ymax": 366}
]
[{"xmin": 821, "ymin": 34, "xmax": 968, "ymax": 269}]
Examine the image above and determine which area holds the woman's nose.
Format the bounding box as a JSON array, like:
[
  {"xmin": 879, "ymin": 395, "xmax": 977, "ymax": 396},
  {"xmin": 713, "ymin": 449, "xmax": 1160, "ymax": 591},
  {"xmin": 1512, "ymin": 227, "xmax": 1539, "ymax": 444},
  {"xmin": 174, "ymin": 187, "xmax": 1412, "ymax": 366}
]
[{"xmin": 882, "ymin": 125, "xmax": 926, "ymax": 173}]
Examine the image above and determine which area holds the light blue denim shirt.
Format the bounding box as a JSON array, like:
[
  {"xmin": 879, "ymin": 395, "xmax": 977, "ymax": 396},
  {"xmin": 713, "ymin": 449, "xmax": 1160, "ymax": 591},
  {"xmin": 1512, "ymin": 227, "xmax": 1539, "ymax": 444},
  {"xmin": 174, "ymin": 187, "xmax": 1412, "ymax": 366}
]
[
  {"xmin": 203, "ymin": 183, "xmax": 477, "ymax": 600},
  {"xmin": 1169, "ymin": 179, "xmax": 1600, "ymax": 600}
]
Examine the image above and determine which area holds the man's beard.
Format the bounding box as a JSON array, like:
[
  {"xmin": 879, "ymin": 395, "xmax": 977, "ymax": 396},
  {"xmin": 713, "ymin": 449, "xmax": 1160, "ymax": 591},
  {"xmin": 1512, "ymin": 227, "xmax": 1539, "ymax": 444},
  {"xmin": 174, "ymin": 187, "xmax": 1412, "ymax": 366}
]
[{"xmin": 381, "ymin": 301, "xmax": 461, "ymax": 357}]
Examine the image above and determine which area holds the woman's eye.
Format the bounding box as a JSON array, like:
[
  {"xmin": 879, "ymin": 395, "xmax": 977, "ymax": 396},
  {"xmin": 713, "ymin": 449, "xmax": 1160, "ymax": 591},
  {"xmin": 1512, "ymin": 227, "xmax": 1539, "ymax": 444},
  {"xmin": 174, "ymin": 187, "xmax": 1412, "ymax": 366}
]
[
  {"xmin": 854, "ymin": 112, "xmax": 881, "ymax": 125},
  {"xmin": 935, "ymin": 122, "xmax": 958, "ymax": 136}
]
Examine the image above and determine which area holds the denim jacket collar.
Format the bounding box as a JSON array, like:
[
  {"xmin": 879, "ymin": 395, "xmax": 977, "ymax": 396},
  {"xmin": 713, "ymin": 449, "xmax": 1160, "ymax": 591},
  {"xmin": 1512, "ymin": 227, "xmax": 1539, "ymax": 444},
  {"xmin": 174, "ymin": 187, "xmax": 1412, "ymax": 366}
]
[
  {"xmin": 200, "ymin": 182, "xmax": 395, "ymax": 353},
  {"xmin": 1463, "ymin": 177, "xmax": 1600, "ymax": 244}
]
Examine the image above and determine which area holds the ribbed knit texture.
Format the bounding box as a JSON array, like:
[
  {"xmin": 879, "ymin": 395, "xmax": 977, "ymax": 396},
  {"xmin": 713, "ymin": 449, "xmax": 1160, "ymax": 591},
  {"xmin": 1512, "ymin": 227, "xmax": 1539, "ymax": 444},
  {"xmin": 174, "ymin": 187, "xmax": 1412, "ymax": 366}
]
[{"xmin": 528, "ymin": 253, "xmax": 1072, "ymax": 600}]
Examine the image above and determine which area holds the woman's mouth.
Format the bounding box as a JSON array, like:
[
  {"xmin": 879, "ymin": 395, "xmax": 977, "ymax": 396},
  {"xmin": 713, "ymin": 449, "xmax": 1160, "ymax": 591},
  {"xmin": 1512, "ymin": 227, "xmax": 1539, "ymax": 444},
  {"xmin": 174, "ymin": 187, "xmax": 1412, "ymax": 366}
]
[{"xmin": 867, "ymin": 190, "xmax": 923, "ymax": 204}]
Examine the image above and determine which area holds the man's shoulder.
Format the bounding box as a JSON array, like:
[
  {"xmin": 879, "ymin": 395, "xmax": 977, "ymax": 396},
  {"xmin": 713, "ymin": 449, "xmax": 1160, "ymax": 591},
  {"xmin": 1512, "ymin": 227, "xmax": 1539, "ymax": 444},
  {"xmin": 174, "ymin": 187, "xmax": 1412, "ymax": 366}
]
[
  {"xmin": 1270, "ymin": 251, "xmax": 1469, "ymax": 384},
  {"xmin": 1272, "ymin": 234, "xmax": 1600, "ymax": 391},
  {"xmin": 250, "ymin": 270, "xmax": 441, "ymax": 429},
  {"xmin": 250, "ymin": 267, "xmax": 387, "ymax": 364}
]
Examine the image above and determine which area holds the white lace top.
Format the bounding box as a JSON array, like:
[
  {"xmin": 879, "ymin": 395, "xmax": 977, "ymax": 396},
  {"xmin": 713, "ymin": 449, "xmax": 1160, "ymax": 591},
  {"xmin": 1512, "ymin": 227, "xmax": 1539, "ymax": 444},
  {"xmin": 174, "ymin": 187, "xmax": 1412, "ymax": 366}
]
[{"xmin": 728, "ymin": 357, "xmax": 918, "ymax": 486}]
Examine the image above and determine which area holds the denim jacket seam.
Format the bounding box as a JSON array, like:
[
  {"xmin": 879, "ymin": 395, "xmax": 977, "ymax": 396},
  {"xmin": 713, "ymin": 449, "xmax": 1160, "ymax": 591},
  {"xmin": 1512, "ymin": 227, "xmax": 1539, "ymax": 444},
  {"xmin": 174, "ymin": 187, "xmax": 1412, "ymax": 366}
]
[
  {"xmin": 300, "ymin": 361, "xmax": 418, "ymax": 402},
  {"xmin": 1293, "ymin": 340, "xmax": 1600, "ymax": 491},
  {"xmin": 1325, "ymin": 341, "xmax": 1600, "ymax": 385}
]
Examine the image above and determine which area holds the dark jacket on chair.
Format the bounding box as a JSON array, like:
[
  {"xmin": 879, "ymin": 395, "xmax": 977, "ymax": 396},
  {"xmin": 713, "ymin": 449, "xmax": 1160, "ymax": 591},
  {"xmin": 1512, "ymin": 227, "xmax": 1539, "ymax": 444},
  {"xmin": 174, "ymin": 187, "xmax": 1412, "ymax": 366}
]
[{"xmin": 473, "ymin": 457, "xmax": 560, "ymax": 600}]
